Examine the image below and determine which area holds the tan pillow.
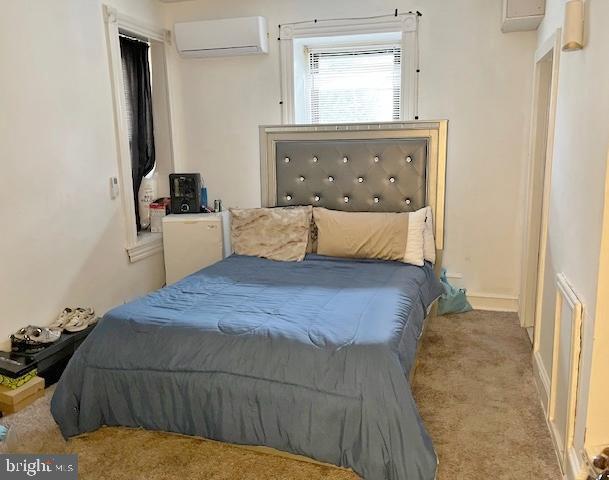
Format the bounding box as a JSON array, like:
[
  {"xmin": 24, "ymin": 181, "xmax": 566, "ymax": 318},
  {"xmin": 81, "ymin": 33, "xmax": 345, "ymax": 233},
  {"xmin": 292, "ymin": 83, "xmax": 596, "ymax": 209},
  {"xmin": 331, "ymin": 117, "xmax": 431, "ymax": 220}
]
[
  {"xmin": 230, "ymin": 206, "xmax": 312, "ymax": 262},
  {"xmin": 313, "ymin": 207, "xmax": 426, "ymax": 266}
]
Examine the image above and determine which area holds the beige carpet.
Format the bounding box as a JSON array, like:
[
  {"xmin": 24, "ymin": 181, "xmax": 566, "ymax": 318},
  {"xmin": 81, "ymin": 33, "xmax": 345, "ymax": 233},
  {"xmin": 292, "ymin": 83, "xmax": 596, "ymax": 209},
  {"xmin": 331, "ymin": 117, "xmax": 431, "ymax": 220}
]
[
  {"xmin": 0, "ymin": 311, "xmax": 560, "ymax": 479},
  {"xmin": 411, "ymin": 311, "xmax": 561, "ymax": 480}
]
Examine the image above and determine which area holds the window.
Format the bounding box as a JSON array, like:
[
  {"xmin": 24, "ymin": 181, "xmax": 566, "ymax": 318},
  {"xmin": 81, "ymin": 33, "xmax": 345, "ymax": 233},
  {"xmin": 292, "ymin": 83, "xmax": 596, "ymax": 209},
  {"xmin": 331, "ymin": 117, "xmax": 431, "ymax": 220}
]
[
  {"xmin": 104, "ymin": 5, "xmax": 175, "ymax": 262},
  {"xmin": 279, "ymin": 14, "xmax": 418, "ymax": 124},
  {"xmin": 304, "ymin": 44, "xmax": 401, "ymax": 123}
]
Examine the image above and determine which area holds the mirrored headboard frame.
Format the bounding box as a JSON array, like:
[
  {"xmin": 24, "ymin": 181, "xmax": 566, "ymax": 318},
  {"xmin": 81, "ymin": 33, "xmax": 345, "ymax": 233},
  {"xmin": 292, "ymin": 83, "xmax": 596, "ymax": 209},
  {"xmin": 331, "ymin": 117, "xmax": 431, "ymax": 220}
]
[{"xmin": 259, "ymin": 121, "xmax": 448, "ymax": 251}]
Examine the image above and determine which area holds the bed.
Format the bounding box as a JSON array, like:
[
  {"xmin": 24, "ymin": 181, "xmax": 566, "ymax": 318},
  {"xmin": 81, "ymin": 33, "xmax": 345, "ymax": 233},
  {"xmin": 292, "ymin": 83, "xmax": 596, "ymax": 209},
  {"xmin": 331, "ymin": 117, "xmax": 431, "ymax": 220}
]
[{"xmin": 52, "ymin": 121, "xmax": 448, "ymax": 480}]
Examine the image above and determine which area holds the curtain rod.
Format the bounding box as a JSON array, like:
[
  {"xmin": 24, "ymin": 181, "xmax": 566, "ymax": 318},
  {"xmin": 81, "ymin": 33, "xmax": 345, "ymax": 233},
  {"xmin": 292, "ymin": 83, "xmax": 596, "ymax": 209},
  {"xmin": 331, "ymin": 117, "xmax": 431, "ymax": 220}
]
[
  {"xmin": 119, "ymin": 32, "xmax": 150, "ymax": 45},
  {"xmin": 278, "ymin": 9, "xmax": 422, "ymax": 29}
]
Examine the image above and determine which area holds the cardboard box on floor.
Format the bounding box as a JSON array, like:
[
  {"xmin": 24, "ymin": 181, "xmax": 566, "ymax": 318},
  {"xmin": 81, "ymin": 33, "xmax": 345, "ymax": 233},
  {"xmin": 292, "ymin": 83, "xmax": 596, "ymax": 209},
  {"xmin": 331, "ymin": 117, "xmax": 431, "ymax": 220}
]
[{"xmin": 0, "ymin": 376, "xmax": 44, "ymax": 415}]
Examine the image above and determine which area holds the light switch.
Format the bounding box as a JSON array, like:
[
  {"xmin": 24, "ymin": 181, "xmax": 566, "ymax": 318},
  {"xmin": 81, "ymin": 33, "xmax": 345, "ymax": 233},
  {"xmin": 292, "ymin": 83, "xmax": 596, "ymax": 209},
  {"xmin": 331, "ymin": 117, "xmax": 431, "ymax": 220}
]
[{"xmin": 110, "ymin": 177, "xmax": 120, "ymax": 199}]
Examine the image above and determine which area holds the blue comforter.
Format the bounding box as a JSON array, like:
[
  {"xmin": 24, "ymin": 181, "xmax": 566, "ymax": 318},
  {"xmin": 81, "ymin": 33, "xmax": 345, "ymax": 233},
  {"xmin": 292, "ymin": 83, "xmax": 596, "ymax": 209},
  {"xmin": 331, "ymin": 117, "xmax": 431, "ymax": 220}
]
[{"xmin": 52, "ymin": 254, "xmax": 442, "ymax": 480}]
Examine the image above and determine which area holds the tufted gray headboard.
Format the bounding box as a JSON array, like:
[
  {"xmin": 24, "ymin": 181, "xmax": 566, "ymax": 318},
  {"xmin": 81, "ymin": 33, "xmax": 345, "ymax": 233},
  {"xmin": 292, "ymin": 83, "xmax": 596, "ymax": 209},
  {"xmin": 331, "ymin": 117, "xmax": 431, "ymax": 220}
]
[
  {"xmin": 259, "ymin": 121, "xmax": 447, "ymax": 251},
  {"xmin": 274, "ymin": 139, "xmax": 427, "ymax": 213}
]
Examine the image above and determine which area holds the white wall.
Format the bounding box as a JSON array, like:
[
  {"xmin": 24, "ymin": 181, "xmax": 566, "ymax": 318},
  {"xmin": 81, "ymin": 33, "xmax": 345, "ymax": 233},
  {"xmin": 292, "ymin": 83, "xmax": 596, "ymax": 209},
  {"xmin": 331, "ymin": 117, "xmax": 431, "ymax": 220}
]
[
  {"xmin": 162, "ymin": 0, "xmax": 537, "ymax": 304},
  {"xmin": 535, "ymin": 0, "xmax": 609, "ymax": 455},
  {"xmin": 0, "ymin": 0, "xmax": 167, "ymax": 350}
]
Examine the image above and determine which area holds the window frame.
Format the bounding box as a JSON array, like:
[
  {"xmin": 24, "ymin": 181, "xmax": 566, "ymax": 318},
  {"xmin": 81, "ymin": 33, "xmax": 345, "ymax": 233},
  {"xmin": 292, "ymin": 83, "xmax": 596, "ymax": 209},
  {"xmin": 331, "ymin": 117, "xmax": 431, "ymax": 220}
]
[
  {"xmin": 103, "ymin": 5, "xmax": 175, "ymax": 262},
  {"xmin": 279, "ymin": 14, "xmax": 418, "ymax": 124}
]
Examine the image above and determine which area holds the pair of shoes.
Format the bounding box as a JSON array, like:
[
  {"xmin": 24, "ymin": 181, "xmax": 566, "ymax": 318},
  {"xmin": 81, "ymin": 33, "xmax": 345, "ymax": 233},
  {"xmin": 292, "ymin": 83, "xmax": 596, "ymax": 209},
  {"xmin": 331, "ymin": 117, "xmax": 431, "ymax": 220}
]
[
  {"xmin": 49, "ymin": 307, "xmax": 96, "ymax": 333},
  {"xmin": 11, "ymin": 326, "xmax": 62, "ymax": 353},
  {"xmin": 12, "ymin": 326, "xmax": 61, "ymax": 343}
]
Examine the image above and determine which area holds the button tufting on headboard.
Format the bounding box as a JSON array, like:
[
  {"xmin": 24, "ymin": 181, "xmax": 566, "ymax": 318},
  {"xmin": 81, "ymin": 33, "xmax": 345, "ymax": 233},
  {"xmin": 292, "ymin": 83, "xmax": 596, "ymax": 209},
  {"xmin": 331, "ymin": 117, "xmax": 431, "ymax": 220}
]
[{"xmin": 275, "ymin": 139, "xmax": 427, "ymax": 213}]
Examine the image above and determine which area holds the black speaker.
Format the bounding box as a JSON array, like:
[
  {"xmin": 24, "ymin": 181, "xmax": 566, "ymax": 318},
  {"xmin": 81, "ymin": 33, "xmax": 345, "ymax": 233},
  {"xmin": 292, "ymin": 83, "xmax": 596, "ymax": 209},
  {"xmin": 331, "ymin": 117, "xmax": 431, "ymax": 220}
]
[{"xmin": 169, "ymin": 173, "xmax": 201, "ymax": 214}]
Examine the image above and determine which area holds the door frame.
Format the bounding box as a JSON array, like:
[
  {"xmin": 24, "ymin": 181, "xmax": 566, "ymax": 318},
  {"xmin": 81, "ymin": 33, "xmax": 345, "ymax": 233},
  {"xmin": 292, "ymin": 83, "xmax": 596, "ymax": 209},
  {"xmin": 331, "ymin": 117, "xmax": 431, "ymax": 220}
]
[
  {"xmin": 584, "ymin": 147, "xmax": 609, "ymax": 451},
  {"xmin": 519, "ymin": 29, "xmax": 561, "ymax": 334}
]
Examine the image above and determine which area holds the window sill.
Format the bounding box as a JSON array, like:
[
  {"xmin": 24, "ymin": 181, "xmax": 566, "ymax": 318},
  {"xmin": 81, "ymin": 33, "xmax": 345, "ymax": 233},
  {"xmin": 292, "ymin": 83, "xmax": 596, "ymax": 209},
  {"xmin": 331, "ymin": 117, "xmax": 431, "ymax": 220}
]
[{"xmin": 127, "ymin": 231, "xmax": 163, "ymax": 263}]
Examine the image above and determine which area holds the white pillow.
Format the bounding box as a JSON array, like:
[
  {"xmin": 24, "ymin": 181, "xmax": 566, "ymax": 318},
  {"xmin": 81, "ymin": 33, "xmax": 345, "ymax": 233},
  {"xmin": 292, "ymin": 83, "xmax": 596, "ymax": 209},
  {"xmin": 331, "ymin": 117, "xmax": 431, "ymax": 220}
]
[
  {"xmin": 423, "ymin": 206, "xmax": 436, "ymax": 264},
  {"xmin": 403, "ymin": 207, "xmax": 427, "ymax": 266}
]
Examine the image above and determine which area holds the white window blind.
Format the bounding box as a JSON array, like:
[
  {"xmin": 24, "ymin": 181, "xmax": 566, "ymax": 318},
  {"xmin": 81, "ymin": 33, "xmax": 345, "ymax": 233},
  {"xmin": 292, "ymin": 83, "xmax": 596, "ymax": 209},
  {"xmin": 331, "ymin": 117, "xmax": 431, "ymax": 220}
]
[
  {"xmin": 120, "ymin": 56, "xmax": 134, "ymax": 144},
  {"xmin": 304, "ymin": 44, "xmax": 401, "ymax": 124}
]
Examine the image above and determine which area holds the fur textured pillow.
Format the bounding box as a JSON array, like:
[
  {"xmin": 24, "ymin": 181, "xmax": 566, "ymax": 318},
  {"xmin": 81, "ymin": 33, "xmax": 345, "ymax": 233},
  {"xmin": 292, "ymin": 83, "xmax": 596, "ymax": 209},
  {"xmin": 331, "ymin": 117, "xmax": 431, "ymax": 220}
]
[{"xmin": 230, "ymin": 206, "xmax": 312, "ymax": 262}]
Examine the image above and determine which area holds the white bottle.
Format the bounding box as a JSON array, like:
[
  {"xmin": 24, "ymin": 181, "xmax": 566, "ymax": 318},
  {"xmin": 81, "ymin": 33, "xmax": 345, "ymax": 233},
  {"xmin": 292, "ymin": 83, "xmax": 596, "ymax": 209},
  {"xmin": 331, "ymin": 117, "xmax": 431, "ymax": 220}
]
[{"xmin": 139, "ymin": 171, "xmax": 158, "ymax": 229}]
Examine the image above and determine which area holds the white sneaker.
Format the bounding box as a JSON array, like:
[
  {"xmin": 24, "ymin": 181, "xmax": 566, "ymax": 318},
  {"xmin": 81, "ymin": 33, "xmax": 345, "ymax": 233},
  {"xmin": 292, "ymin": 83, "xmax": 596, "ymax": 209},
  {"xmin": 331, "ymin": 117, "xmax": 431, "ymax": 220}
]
[
  {"xmin": 49, "ymin": 308, "xmax": 76, "ymax": 331},
  {"xmin": 64, "ymin": 307, "xmax": 96, "ymax": 333}
]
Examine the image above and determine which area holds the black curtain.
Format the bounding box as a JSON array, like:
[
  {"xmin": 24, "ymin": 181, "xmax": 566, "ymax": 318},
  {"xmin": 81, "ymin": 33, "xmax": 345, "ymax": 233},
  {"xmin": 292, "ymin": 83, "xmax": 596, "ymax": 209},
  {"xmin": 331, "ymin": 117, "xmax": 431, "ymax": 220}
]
[{"xmin": 120, "ymin": 36, "xmax": 155, "ymax": 232}]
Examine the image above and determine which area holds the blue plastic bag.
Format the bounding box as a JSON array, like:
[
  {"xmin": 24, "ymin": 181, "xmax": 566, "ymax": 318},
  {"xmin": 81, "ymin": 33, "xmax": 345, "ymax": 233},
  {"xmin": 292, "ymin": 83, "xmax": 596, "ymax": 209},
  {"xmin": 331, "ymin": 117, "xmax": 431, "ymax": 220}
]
[{"xmin": 438, "ymin": 268, "xmax": 472, "ymax": 315}]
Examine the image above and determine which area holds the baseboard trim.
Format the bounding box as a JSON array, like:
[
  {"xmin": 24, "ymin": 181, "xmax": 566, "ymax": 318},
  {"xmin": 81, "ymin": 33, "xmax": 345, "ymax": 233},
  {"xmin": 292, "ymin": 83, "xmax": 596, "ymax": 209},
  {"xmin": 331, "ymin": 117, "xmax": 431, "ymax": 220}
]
[
  {"xmin": 566, "ymin": 446, "xmax": 587, "ymax": 480},
  {"xmin": 533, "ymin": 350, "xmax": 551, "ymax": 415},
  {"xmin": 467, "ymin": 292, "xmax": 519, "ymax": 312},
  {"xmin": 533, "ymin": 352, "xmax": 587, "ymax": 480}
]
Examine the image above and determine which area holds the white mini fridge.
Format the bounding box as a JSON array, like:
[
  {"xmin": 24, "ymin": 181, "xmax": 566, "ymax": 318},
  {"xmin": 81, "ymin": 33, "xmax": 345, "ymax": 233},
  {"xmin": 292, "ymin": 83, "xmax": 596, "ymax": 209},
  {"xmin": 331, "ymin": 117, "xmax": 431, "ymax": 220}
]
[{"xmin": 162, "ymin": 212, "xmax": 229, "ymax": 285}]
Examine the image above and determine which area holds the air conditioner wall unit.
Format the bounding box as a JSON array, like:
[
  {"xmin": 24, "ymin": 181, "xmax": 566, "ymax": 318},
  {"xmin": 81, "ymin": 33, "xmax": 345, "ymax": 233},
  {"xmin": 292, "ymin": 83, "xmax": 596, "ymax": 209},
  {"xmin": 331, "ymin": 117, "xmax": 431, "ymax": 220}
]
[
  {"xmin": 501, "ymin": 0, "xmax": 545, "ymax": 32},
  {"xmin": 175, "ymin": 16, "xmax": 269, "ymax": 58}
]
